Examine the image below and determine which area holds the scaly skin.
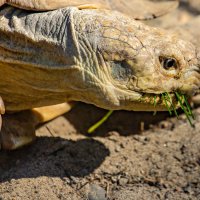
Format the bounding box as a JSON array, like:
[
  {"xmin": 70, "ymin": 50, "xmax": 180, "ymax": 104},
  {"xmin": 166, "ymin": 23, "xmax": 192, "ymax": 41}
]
[{"xmin": 0, "ymin": 6, "xmax": 199, "ymax": 113}]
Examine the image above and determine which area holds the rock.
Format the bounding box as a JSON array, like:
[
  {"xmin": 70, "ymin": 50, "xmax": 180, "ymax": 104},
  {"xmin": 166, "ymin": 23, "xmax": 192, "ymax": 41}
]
[{"xmin": 88, "ymin": 184, "xmax": 107, "ymax": 200}]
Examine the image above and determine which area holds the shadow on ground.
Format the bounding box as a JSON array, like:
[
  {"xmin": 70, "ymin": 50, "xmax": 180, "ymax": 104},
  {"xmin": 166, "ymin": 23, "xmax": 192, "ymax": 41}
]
[
  {"xmin": 0, "ymin": 137, "xmax": 109, "ymax": 182},
  {"xmin": 0, "ymin": 102, "xmax": 190, "ymax": 184},
  {"xmin": 0, "ymin": 102, "xmax": 171, "ymax": 184},
  {"xmin": 63, "ymin": 102, "xmax": 173, "ymax": 136},
  {"xmin": 0, "ymin": 106, "xmax": 200, "ymax": 200}
]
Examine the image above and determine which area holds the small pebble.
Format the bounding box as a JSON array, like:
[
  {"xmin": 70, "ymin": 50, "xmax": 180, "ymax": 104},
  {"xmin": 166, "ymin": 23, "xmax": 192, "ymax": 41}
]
[
  {"xmin": 88, "ymin": 184, "xmax": 107, "ymax": 200},
  {"xmin": 118, "ymin": 177, "xmax": 128, "ymax": 186}
]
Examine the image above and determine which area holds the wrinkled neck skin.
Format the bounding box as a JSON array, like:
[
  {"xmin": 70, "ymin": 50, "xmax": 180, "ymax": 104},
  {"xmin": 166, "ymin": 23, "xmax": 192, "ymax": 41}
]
[
  {"xmin": 0, "ymin": 7, "xmax": 137, "ymax": 111},
  {"xmin": 0, "ymin": 7, "xmax": 199, "ymax": 112},
  {"xmin": 0, "ymin": 7, "xmax": 81, "ymax": 111}
]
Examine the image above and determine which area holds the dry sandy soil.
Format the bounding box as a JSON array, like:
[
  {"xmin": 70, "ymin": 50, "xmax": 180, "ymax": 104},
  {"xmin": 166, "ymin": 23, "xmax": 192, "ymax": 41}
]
[
  {"xmin": 0, "ymin": 103, "xmax": 200, "ymax": 200},
  {"xmin": 1, "ymin": 1, "xmax": 200, "ymax": 200}
]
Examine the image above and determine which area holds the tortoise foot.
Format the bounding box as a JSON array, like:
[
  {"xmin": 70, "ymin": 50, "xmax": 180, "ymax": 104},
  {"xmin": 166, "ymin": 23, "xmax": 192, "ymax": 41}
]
[
  {"xmin": 0, "ymin": 110, "xmax": 36, "ymax": 150},
  {"xmin": 0, "ymin": 102, "xmax": 73, "ymax": 150}
]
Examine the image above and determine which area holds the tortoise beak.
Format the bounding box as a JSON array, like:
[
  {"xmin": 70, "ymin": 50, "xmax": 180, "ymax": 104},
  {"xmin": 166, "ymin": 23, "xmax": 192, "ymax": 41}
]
[{"xmin": 181, "ymin": 46, "xmax": 200, "ymax": 96}]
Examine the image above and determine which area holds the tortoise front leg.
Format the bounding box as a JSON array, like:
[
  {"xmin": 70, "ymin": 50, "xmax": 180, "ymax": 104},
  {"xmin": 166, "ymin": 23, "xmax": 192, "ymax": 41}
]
[
  {"xmin": 0, "ymin": 102, "xmax": 73, "ymax": 150},
  {"xmin": 0, "ymin": 110, "xmax": 37, "ymax": 150},
  {"xmin": 32, "ymin": 102, "xmax": 74, "ymax": 124}
]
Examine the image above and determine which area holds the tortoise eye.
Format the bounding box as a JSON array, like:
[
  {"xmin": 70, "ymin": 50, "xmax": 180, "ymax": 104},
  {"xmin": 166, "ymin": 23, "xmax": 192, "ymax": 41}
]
[
  {"xmin": 159, "ymin": 57, "xmax": 178, "ymax": 70},
  {"xmin": 159, "ymin": 56, "xmax": 180, "ymax": 77}
]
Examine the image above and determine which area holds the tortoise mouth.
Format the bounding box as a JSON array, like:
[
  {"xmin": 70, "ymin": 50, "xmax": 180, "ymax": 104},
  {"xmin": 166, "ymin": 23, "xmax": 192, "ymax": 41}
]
[
  {"xmin": 139, "ymin": 91, "xmax": 195, "ymax": 127},
  {"xmin": 138, "ymin": 92, "xmax": 179, "ymax": 109}
]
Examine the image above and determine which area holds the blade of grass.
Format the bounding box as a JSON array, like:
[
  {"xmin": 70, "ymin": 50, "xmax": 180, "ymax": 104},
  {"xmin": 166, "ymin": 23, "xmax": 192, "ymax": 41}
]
[
  {"xmin": 182, "ymin": 94, "xmax": 195, "ymax": 119},
  {"xmin": 175, "ymin": 92, "xmax": 188, "ymax": 114},
  {"xmin": 165, "ymin": 92, "xmax": 179, "ymax": 118},
  {"xmin": 87, "ymin": 110, "xmax": 113, "ymax": 134},
  {"xmin": 175, "ymin": 92, "xmax": 194, "ymax": 127},
  {"xmin": 153, "ymin": 111, "xmax": 157, "ymax": 116},
  {"xmin": 162, "ymin": 93, "xmax": 172, "ymax": 115},
  {"xmin": 153, "ymin": 95, "xmax": 157, "ymax": 116},
  {"xmin": 154, "ymin": 96, "xmax": 157, "ymax": 107}
]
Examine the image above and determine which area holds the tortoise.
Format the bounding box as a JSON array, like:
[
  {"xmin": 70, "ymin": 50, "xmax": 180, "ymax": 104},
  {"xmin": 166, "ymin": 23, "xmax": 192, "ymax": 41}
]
[{"xmin": 0, "ymin": 0, "xmax": 199, "ymax": 150}]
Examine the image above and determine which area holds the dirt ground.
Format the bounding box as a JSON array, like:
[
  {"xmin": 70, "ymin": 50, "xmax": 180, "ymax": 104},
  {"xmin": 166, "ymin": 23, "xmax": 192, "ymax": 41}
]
[
  {"xmin": 0, "ymin": 103, "xmax": 200, "ymax": 200},
  {"xmin": 1, "ymin": 1, "xmax": 200, "ymax": 200}
]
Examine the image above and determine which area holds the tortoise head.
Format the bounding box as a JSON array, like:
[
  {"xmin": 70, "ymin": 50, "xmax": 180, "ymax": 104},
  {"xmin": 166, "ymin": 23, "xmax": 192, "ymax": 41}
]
[{"xmin": 75, "ymin": 9, "xmax": 200, "ymax": 111}]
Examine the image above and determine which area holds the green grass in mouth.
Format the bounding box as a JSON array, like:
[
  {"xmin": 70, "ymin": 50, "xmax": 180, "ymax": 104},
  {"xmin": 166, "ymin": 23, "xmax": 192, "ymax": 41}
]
[
  {"xmin": 162, "ymin": 92, "xmax": 195, "ymax": 127},
  {"xmin": 87, "ymin": 92, "xmax": 195, "ymax": 133},
  {"xmin": 153, "ymin": 96, "xmax": 157, "ymax": 116},
  {"xmin": 162, "ymin": 92, "xmax": 178, "ymax": 118}
]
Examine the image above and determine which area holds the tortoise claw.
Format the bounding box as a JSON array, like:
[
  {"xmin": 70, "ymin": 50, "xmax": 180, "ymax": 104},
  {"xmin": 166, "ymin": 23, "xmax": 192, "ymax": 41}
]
[
  {"xmin": 0, "ymin": 96, "xmax": 5, "ymax": 149},
  {"xmin": 0, "ymin": 96, "xmax": 5, "ymax": 115},
  {"xmin": 0, "ymin": 96, "xmax": 5, "ymax": 130}
]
